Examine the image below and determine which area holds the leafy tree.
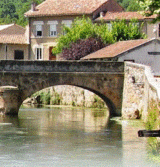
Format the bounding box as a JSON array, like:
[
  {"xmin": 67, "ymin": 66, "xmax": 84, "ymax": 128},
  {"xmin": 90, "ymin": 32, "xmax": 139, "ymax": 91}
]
[
  {"xmin": 111, "ymin": 19, "xmax": 146, "ymax": 41},
  {"xmin": 0, "ymin": 0, "xmax": 45, "ymax": 26},
  {"xmin": 53, "ymin": 17, "xmax": 146, "ymax": 60},
  {"xmin": 60, "ymin": 37, "xmax": 105, "ymax": 60},
  {"xmin": 121, "ymin": 0, "xmax": 142, "ymax": 11},
  {"xmin": 53, "ymin": 17, "xmax": 98, "ymax": 55},
  {"xmin": 0, "ymin": 3, "xmax": 18, "ymax": 19},
  {"xmin": 139, "ymin": 0, "xmax": 160, "ymax": 22},
  {"xmin": 126, "ymin": 0, "xmax": 142, "ymax": 11}
]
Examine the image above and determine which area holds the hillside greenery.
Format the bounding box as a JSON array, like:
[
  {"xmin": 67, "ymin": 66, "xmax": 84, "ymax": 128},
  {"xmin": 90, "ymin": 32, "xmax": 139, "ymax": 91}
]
[
  {"xmin": 0, "ymin": 0, "xmax": 45, "ymax": 26},
  {"xmin": 0, "ymin": 0, "xmax": 142, "ymax": 26}
]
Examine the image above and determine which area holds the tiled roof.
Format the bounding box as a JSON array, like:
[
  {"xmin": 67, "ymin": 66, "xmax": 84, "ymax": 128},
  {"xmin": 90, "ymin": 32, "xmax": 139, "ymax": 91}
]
[
  {"xmin": 81, "ymin": 39, "xmax": 150, "ymax": 60},
  {"xmin": 0, "ymin": 24, "xmax": 13, "ymax": 31},
  {"xmin": 0, "ymin": 24, "xmax": 28, "ymax": 44},
  {"xmin": 25, "ymin": 0, "xmax": 110, "ymax": 17},
  {"xmin": 96, "ymin": 11, "xmax": 157, "ymax": 21}
]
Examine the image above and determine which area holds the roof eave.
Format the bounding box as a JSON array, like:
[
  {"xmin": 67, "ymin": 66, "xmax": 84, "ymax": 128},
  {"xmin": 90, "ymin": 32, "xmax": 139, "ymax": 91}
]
[{"xmin": 25, "ymin": 12, "xmax": 93, "ymax": 18}]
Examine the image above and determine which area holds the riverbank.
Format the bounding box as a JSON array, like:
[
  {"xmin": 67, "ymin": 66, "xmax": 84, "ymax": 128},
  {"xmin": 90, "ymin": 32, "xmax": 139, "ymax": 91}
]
[{"xmin": 23, "ymin": 85, "xmax": 107, "ymax": 109}]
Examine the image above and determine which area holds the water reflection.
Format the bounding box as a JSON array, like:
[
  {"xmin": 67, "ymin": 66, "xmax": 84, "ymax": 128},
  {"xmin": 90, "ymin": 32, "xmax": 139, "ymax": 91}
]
[
  {"xmin": 18, "ymin": 107, "xmax": 110, "ymax": 134},
  {"xmin": 0, "ymin": 106, "xmax": 158, "ymax": 167}
]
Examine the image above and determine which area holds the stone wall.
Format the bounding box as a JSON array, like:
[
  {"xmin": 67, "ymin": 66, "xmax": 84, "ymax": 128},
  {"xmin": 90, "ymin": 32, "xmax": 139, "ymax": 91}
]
[
  {"xmin": 122, "ymin": 62, "xmax": 160, "ymax": 121},
  {"xmin": 50, "ymin": 86, "xmax": 96, "ymax": 107},
  {"xmin": 29, "ymin": 85, "xmax": 107, "ymax": 108}
]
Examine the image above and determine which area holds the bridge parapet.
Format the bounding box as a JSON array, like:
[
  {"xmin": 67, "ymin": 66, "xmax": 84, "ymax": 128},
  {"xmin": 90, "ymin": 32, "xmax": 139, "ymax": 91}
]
[
  {"xmin": 0, "ymin": 60, "xmax": 124, "ymax": 116},
  {"xmin": 0, "ymin": 60, "xmax": 124, "ymax": 73}
]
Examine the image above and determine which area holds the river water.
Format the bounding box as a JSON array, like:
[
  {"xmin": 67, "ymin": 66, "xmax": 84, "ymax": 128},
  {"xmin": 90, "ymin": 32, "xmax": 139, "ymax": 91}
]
[{"xmin": 0, "ymin": 106, "xmax": 159, "ymax": 167}]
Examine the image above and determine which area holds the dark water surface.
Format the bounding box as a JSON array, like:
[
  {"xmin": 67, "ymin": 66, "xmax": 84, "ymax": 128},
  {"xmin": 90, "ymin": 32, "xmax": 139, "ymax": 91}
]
[{"xmin": 0, "ymin": 106, "xmax": 159, "ymax": 167}]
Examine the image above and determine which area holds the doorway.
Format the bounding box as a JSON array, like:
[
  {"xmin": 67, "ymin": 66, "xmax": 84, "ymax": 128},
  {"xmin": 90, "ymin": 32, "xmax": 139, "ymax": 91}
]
[{"xmin": 49, "ymin": 47, "xmax": 56, "ymax": 60}]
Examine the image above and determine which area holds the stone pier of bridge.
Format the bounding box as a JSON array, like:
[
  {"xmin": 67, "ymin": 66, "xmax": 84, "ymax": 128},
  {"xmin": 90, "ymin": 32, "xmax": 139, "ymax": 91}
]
[
  {"xmin": 0, "ymin": 86, "xmax": 22, "ymax": 115},
  {"xmin": 0, "ymin": 60, "xmax": 124, "ymax": 116}
]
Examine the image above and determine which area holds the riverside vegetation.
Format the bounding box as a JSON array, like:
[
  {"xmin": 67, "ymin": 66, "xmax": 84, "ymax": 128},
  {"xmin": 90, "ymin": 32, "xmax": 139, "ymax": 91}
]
[
  {"xmin": 145, "ymin": 100, "xmax": 160, "ymax": 162},
  {"xmin": 29, "ymin": 87, "xmax": 106, "ymax": 109}
]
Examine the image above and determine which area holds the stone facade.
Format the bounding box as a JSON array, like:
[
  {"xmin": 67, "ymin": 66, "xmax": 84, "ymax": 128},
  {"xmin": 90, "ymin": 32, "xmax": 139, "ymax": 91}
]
[
  {"xmin": 122, "ymin": 62, "xmax": 160, "ymax": 121},
  {"xmin": 0, "ymin": 61, "xmax": 124, "ymax": 116}
]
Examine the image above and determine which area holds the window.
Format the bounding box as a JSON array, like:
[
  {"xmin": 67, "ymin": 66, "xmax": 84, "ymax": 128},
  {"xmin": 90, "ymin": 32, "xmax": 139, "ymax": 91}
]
[
  {"xmin": 33, "ymin": 21, "xmax": 44, "ymax": 37},
  {"xmin": 14, "ymin": 50, "xmax": 24, "ymax": 60},
  {"xmin": 107, "ymin": 23, "xmax": 112, "ymax": 31},
  {"xmin": 50, "ymin": 24, "xmax": 57, "ymax": 36},
  {"xmin": 148, "ymin": 52, "xmax": 160, "ymax": 55},
  {"xmin": 36, "ymin": 47, "xmax": 43, "ymax": 60},
  {"xmin": 36, "ymin": 24, "xmax": 42, "ymax": 36},
  {"xmin": 62, "ymin": 20, "xmax": 72, "ymax": 35},
  {"xmin": 47, "ymin": 21, "xmax": 58, "ymax": 37},
  {"xmin": 132, "ymin": 22, "xmax": 140, "ymax": 28},
  {"xmin": 62, "ymin": 20, "xmax": 72, "ymax": 28}
]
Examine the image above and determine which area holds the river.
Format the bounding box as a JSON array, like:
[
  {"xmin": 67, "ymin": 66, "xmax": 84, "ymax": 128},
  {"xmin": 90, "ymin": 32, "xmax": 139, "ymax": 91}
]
[{"xmin": 0, "ymin": 106, "xmax": 159, "ymax": 167}]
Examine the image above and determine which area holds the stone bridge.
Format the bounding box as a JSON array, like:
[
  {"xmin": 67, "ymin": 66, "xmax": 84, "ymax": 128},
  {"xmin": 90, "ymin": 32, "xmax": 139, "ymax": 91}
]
[{"xmin": 0, "ymin": 60, "xmax": 124, "ymax": 116}]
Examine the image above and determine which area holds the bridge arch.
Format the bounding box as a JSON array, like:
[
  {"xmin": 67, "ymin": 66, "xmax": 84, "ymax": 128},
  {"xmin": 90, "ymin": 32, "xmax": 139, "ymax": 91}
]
[
  {"xmin": 0, "ymin": 61, "xmax": 124, "ymax": 116},
  {"xmin": 19, "ymin": 73, "xmax": 123, "ymax": 116},
  {"xmin": 23, "ymin": 84, "xmax": 116, "ymax": 116}
]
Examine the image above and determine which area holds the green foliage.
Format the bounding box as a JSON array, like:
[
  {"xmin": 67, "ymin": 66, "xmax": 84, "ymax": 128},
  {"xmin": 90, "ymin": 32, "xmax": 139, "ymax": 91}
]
[
  {"xmin": 120, "ymin": 0, "xmax": 142, "ymax": 11},
  {"xmin": 53, "ymin": 17, "xmax": 146, "ymax": 59},
  {"xmin": 146, "ymin": 100, "xmax": 160, "ymax": 130},
  {"xmin": 139, "ymin": 0, "xmax": 160, "ymax": 22},
  {"xmin": 111, "ymin": 19, "xmax": 146, "ymax": 41},
  {"xmin": 0, "ymin": 0, "xmax": 45, "ymax": 26},
  {"xmin": 94, "ymin": 23, "xmax": 114, "ymax": 44},
  {"xmin": 53, "ymin": 17, "xmax": 97, "ymax": 55},
  {"xmin": 38, "ymin": 91, "xmax": 51, "ymax": 105},
  {"xmin": 91, "ymin": 95, "xmax": 106, "ymax": 109},
  {"xmin": 145, "ymin": 100, "xmax": 160, "ymax": 158},
  {"xmin": 147, "ymin": 137, "xmax": 160, "ymax": 156},
  {"xmin": 51, "ymin": 92, "xmax": 62, "ymax": 105}
]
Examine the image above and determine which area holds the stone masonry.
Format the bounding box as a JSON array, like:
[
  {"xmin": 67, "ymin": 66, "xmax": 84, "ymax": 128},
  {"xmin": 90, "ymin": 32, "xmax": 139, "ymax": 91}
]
[{"xmin": 122, "ymin": 62, "xmax": 160, "ymax": 121}]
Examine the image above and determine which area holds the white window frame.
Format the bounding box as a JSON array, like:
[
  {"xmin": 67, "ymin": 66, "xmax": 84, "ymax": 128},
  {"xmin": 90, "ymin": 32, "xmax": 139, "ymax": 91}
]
[
  {"xmin": 35, "ymin": 46, "xmax": 43, "ymax": 60},
  {"xmin": 47, "ymin": 21, "xmax": 58, "ymax": 37},
  {"xmin": 33, "ymin": 21, "xmax": 44, "ymax": 37},
  {"xmin": 132, "ymin": 22, "xmax": 140, "ymax": 28},
  {"xmin": 62, "ymin": 20, "xmax": 72, "ymax": 35},
  {"xmin": 62, "ymin": 20, "xmax": 72, "ymax": 28},
  {"xmin": 107, "ymin": 23, "xmax": 112, "ymax": 31}
]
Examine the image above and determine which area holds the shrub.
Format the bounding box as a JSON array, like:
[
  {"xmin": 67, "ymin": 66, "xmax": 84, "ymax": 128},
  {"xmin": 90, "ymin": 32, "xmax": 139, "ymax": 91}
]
[{"xmin": 61, "ymin": 37, "xmax": 106, "ymax": 60}]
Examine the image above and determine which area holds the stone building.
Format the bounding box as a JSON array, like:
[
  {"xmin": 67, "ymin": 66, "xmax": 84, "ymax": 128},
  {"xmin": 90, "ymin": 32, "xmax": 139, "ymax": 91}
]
[
  {"xmin": 82, "ymin": 38, "xmax": 160, "ymax": 76},
  {"xmin": 24, "ymin": 0, "xmax": 124, "ymax": 60},
  {"xmin": 94, "ymin": 11, "xmax": 159, "ymax": 39},
  {"xmin": 0, "ymin": 24, "xmax": 29, "ymax": 60}
]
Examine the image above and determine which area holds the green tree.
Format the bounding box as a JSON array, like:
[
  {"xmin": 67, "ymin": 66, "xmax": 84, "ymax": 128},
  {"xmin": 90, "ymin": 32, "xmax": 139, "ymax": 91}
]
[
  {"xmin": 111, "ymin": 19, "xmax": 145, "ymax": 41},
  {"xmin": 139, "ymin": 0, "xmax": 160, "ymax": 22},
  {"xmin": 53, "ymin": 17, "xmax": 146, "ymax": 59},
  {"xmin": 121, "ymin": 0, "xmax": 142, "ymax": 11},
  {"xmin": 0, "ymin": 0, "xmax": 45, "ymax": 26}
]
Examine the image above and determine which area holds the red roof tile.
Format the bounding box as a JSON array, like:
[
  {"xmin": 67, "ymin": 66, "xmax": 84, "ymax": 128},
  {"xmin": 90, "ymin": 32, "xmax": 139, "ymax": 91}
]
[
  {"xmin": 96, "ymin": 11, "xmax": 156, "ymax": 21},
  {"xmin": 81, "ymin": 39, "xmax": 150, "ymax": 60},
  {"xmin": 0, "ymin": 24, "xmax": 28, "ymax": 44},
  {"xmin": 25, "ymin": 0, "xmax": 111, "ymax": 17}
]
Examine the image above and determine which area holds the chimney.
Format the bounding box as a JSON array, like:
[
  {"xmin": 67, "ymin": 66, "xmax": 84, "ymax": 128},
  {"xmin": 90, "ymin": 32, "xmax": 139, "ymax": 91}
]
[
  {"xmin": 100, "ymin": 12, "xmax": 104, "ymax": 18},
  {"xmin": 153, "ymin": 24, "xmax": 158, "ymax": 39},
  {"xmin": 31, "ymin": 2, "xmax": 36, "ymax": 11}
]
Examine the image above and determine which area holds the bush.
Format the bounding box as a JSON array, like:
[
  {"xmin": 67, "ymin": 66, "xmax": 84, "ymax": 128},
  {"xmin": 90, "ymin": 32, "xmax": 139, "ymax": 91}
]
[
  {"xmin": 53, "ymin": 17, "xmax": 146, "ymax": 60},
  {"xmin": 61, "ymin": 37, "xmax": 106, "ymax": 60}
]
